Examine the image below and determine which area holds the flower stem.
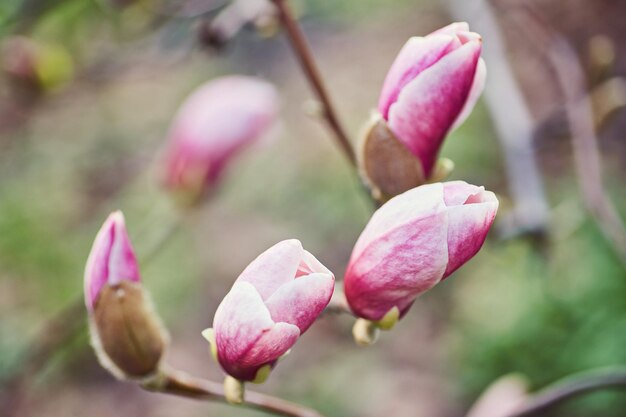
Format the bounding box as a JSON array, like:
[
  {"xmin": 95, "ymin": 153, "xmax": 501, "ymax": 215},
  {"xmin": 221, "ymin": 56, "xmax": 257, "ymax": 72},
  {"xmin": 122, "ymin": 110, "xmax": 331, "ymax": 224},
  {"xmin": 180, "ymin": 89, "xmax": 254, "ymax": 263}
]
[
  {"xmin": 271, "ymin": 0, "xmax": 356, "ymax": 166},
  {"xmin": 144, "ymin": 368, "xmax": 326, "ymax": 417}
]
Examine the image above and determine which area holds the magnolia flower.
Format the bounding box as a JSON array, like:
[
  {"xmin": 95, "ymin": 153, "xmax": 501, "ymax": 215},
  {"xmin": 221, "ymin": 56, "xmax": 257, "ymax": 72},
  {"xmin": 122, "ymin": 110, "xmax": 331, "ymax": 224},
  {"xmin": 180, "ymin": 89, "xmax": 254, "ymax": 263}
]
[
  {"xmin": 85, "ymin": 211, "xmax": 167, "ymax": 379},
  {"xmin": 206, "ymin": 240, "xmax": 334, "ymax": 385},
  {"xmin": 162, "ymin": 75, "xmax": 279, "ymax": 202},
  {"xmin": 360, "ymin": 22, "xmax": 486, "ymax": 199},
  {"xmin": 344, "ymin": 181, "xmax": 498, "ymax": 326}
]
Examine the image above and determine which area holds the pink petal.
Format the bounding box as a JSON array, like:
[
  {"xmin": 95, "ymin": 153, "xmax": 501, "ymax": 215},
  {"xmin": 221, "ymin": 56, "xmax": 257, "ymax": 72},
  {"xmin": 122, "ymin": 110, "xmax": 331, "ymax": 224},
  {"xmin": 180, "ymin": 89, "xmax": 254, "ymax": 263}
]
[
  {"xmin": 378, "ymin": 35, "xmax": 459, "ymax": 119},
  {"xmin": 457, "ymin": 31, "xmax": 482, "ymax": 44},
  {"xmin": 296, "ymin": 249, "xmax": 333, "ymax": 277},
  {"xmin": 345, "ymin": 209, "xmax": 449, "ymax": 321},
  {"xmin": 431, "ymin": 22, "xmax": 470, "ymax": 36},
  {"xmin": 387, "ymin": 39, "xmax": 482, "ymax": 177},
  {"xmin": 264, "ymin": 272, "xmax": 335, "ymax": 333},
  {"xmin": 443, "ymin": 180, "xmax": 486, "ymax": 206},
  {"xmin": 236, "ymin": 322, "xmax": 300, "ymax": 380},
  {"xmin": 237, "ymin": 239, "xmax": 304, "ymax": 300},
  {"xmin": 443, "ymin": 185, "xmax": 498, "ymax": 277},
  {"xmin": 351, "ymin": 183, "xmax": 447, "ymax": 263},
  {"xmin": 84, "ymin": 211, "xmax": 140, "ymax": 312},
  {"xmin": 163, "ymin": 76, "xmax": 278, "ymax": 190},
  {"xmin": 213, "ymin": 282, "xmax": 276, "ymax": 378},
  {"xmin": 344, "ymin": 183, "xmax": 448, "ymax": 320},
  {"xmin": 450, "ymin": 57, "xmax": 486, "ymax": 132}
]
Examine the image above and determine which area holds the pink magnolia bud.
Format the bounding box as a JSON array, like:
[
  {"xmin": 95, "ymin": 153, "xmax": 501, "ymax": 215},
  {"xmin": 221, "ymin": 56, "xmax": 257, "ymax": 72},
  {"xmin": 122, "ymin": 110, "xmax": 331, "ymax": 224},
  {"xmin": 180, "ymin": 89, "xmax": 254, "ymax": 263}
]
[
  {"xmin": 84, "ymin": 211, "xmax": 140, "ymax": 312},
  {"xmin": 162, "ymin": 75, "xmax": 279, "ymax": 202},
  {"xmin": 374, "ymin": 22, "xmax": 486, "ymax": 180},
  {"xmin": 209, "ymin": 240, "xmax": 334, "ymax": 382},
  {"xmin": 344, "ymin": 181, "xmax": 498, "ymax": 323},
  {"xmin": 85, "ymin": 211, "xmax": 167, "ymax": 379}
]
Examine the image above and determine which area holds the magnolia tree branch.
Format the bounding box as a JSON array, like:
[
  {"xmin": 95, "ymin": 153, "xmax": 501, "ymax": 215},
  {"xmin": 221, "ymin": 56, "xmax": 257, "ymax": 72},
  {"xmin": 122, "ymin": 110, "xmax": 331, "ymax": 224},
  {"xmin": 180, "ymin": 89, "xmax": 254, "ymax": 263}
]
[
  {"xmin": 511, "ymin": 5, "xmax": 626, "ymax": 264},
  {"xmin": 1, "ymin": 298, "xmax": 86, "ymax": 416},
  {"xmin": 447, "ymin": 0, "xmax": 550, "ymax": 239},
  {"xmin": 270, "ymin": 0, "xmax": 356, "ymax": 166},
  {"xmin": 143, "ymin": 368, "xmax": 326, "ymax": 417},
  {"xmin": 505, "ymin": 367, "xmax": 626, "ymax": 417}
]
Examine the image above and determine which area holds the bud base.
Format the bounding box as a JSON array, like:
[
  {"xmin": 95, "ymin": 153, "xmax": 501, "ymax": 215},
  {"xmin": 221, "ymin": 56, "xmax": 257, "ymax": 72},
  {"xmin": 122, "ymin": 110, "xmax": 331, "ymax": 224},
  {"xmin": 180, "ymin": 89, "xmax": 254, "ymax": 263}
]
[
  {"xmin": 224, "ymin": 376, "xmax": 245, "ymax": 404},
  {"xmin": 358, "ymin": 114, "xmax": 426, "ymax": 202},
  {"xmin": 352, "ymin": 318, "xmax": 380, "ymax": 346},
  {"xmin": 91, "ymin": 281, "xmax": 167, "ymax": 379}
]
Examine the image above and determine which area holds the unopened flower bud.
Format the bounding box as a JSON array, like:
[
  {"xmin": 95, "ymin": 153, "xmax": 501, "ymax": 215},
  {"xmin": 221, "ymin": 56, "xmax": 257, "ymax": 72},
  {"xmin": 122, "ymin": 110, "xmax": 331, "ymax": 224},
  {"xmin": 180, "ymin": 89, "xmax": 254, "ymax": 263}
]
[
  {"xmin": 85, "ymin": 211, "xmax": 168, "ymax": 379},
  {"xmin": 206, "ymin": 240, "xmax": 334, "ymax": 383},
  {"xmin": 466, "ymin": 374, "xmax": 529, "ymax": 417},
  {"xmin": 344, "ymin": 182, "xmax": 498, "ymax": 341},
  {"xmin": 161, "ymin": 76, "xmax": 279, "ymax": 204},
  {"xmin": 361, "ymin": 22, "xmax": 486, "ymax": 200}
]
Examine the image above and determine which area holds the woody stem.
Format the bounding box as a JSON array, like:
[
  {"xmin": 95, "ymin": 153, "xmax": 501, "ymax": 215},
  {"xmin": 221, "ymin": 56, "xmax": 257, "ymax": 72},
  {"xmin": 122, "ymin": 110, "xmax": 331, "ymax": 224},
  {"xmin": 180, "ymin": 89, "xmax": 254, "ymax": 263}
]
[
  {"xmin": 144, "ymin": 368, "xmax": 326, "ymax": 417},
  {"xmin": 271, "ymin": 0, "xmax": 356, "ymax": 166}
]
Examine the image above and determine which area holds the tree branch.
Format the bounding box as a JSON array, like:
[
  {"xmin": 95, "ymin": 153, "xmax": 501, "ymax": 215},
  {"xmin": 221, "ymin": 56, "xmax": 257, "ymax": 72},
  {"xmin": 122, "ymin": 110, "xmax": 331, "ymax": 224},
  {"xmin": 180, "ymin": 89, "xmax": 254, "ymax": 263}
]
[
  {"xmin": 1, "ymin": 298, "xmax": 86, "ymax": 416},
  {"xmin": 270, "ymin": 0, "xmax": 356, "ymax": 166},
  {"xmin": 144, "ymin": 368, "xmax": 326, "ymax": 417},
  {"xmin": 511, "ymin": 5, "xmax": 626, "ymax": 265},
  {"xmin": 505, "ymin": 367, "xmax": 626, "ymax": 417}
]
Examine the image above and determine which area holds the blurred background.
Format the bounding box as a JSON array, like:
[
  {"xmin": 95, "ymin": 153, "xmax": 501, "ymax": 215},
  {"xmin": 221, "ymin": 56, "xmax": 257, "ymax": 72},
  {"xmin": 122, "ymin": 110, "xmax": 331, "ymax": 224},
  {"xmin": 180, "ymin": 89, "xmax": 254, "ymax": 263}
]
[{"xmin": 1, "ymin": 0, "xmax": 625, "ymax": 416}]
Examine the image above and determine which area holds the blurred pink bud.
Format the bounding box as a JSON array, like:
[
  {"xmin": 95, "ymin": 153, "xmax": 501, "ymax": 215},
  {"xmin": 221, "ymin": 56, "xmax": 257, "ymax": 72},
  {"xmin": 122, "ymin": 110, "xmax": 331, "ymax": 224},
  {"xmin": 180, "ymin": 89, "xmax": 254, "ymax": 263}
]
[
  {"xmin": 465, "ymin": 374, "xmax": 529, "ymax": 417},
  {"xmin": 377, "ymin": 22, "xmax": 486, "ymax": 178},
  {"xmin": 162, "ymin": 75, "xmax": 279, "ymax": 201},
  {"xmin": 344, "ymin": 181, "xmax": 498, "ymax": 322},
  {"xmin": 84, "ymin": 211, "xmax": 140, "ymax": 312},
  {"xmin": 211, "ymin": 239, "xmax": 334, "ymax": 382},
  {"xmin": 2, "ymin": 37, "xmax": 38, "ymax": 85},
  {"xmin": 2, "ymin": 36, "xmax": 74, "ymax": 95}
]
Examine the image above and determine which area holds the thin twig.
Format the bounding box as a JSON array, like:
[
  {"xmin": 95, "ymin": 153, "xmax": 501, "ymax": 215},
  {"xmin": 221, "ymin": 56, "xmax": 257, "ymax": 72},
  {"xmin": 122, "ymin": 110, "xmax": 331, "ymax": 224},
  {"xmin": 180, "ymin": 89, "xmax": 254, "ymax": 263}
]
[
  {"xmin": 143, "ymin": 368, "xmax": 326, "ymax": 417},
  {"xmin": 1, "ymin": 299, "xmax": 86, "ymax": 416},
  {"xmin": 532, "ymin": 77, "xmax": 626, "ymax": 147},
  {"xmin": 511, "ymin": 5, "xmax": 626, "ymax": 264},
  {"xmin": 505, "ymin": 367, "xmax": 626, "ymax": 417},
  {"xmin": 270, "ymin": 0, "xmax": 356, "ymax": 166}
]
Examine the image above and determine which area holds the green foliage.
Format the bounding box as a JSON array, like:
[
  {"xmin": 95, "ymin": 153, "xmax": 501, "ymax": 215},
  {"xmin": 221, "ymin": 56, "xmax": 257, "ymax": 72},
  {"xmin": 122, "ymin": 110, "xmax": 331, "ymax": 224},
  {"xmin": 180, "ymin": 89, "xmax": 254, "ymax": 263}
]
[
  {"xmin": 303, "ymin": 0, "xmax": 424, "ymax": 22},
  {"xmin": 0, "ymin": 193, "xmax": 79, "ymax": 303},
  {"xmin": 452, "ymin": 213, "xmax": 626, "ymax": 416}
]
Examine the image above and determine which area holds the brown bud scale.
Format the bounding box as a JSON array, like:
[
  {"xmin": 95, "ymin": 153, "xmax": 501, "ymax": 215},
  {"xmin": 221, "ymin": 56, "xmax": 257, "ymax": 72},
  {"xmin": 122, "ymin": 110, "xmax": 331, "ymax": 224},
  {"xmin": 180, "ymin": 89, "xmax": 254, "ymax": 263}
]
[
  {"xmin": 358, "ymin": 115, "xmax": 425, "ymax": 202},
  {"xmin": 92, "ymin": 281, "xmax": 166, "ymax": 379}
]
